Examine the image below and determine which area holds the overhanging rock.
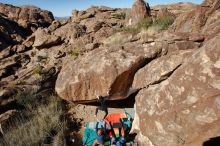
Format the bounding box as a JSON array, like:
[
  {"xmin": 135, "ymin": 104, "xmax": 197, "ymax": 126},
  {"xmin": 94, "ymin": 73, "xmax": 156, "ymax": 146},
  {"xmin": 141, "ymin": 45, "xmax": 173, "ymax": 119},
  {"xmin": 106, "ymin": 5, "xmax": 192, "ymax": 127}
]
[{"xmin": 55, "ymin": 44, "xmax": 163, "ymax": 103}]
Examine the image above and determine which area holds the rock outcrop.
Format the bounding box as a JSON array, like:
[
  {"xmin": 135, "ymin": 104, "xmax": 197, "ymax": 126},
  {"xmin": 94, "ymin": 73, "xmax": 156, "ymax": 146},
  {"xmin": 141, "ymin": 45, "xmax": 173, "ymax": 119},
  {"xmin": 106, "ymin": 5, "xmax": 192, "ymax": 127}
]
[
  {"xmin": 130, "ymin": 0, "xmax": 151, "ymax": 25},
  {"xmin": 0, "ymin": 3, "xmax": 54, "ymax": 31},
  {"xmin": 0, "ymin": 14, "xmax": 28, "ymax": 51},
  {"xmin": 0, "ymin": 3, "xmax": 127, "ymax": 113},
  {"xmin": 172, "ymin": 0, "xmax": 220, "ymax": 37}
]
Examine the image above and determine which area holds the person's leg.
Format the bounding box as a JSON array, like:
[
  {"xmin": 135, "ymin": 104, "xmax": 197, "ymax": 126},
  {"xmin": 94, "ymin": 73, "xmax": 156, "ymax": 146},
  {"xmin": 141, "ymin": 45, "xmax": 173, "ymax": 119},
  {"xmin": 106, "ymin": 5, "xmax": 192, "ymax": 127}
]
[
  {"xmin": 103, "ymin": 108, "xmax": 108, "ymax": 118},
  {"xmin": 95, "ymin": 107, "xmax": 99, "ymax": 117}
]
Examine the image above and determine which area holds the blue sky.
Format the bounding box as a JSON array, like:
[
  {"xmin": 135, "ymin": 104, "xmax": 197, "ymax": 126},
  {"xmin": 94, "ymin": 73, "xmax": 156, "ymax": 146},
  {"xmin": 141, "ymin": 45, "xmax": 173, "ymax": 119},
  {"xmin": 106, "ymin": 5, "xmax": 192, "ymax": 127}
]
[{"xmin": 0, "ymin": 0, "xmax": 203, "ymax": 17}]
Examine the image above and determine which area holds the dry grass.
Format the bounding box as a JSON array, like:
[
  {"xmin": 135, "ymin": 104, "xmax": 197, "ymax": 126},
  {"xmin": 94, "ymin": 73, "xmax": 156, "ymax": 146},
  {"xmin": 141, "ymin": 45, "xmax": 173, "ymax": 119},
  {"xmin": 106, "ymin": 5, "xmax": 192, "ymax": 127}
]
[
  {"xmin": 1, "ymin": 95, "xmax": 66, "ymax": 146},
  {"xmin": 103, "ymin": 32, "xmax": 133, "ymax": 47},
  {"xmin": 33, "ymin": 65, "xmax": 43, "ymax": 75}
]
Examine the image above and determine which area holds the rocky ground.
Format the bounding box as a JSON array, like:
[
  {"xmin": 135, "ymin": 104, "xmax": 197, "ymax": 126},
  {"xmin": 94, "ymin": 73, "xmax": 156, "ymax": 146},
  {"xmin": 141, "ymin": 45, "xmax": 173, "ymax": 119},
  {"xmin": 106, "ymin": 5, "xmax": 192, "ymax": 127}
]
[{"xmin": 0, "ymin": 0, "xmax": 220, "ymax": 146}]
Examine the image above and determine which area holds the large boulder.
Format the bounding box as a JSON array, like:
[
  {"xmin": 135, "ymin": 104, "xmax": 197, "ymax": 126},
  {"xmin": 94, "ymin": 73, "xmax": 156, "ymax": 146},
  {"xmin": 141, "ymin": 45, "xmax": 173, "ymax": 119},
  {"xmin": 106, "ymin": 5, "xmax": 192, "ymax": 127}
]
[
  {"xmin": 132, "ymin": 34, "xmax": 220, "ymax": 146},
  {"xmin": 55, "ymin": 43, "xmax": 163, "ymax": 103},
  {"xmin": 53, "ymin": 23, "xmax": 86, "ymax": 43},
  {"xmin": 130, "ymin": 0, "xmax": 151, "ymax": 25},
  {"xmin": 32, "ymin": 28, "xmax": 62, "ymax": 49}
]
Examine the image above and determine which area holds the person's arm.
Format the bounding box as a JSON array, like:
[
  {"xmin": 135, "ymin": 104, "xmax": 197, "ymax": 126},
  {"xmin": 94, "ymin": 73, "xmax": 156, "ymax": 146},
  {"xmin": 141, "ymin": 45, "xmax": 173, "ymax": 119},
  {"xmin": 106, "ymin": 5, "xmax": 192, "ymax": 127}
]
[
  {"xmin": 96, "ymin": 122, "xmax": 99, "ymax": 132},
  {"xmin": 97, "ymin": 96, "xmax": 108, "ymax": 101}
]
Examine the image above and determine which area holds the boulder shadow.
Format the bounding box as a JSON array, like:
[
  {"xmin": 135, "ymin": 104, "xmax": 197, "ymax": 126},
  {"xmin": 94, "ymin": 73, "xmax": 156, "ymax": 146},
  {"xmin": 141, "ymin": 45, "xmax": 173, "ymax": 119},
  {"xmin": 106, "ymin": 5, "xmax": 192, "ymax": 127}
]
[
  {"xmin": 203, "ymin": 136, "xmax": 220, "ymax": 146},
  {"xmin": 83, "ymin": 90, "xmax": 140, "ymax": 108}
]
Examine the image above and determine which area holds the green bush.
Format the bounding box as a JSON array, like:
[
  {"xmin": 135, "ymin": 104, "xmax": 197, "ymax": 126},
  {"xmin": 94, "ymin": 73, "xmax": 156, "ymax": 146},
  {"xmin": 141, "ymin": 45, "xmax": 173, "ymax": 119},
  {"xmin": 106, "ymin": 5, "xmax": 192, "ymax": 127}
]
[
  {"xmin": 120, "ymin": 17, "xmax": 152, "ymax": 34},
  {"xmin": 121, "ymin": 16, "xmax": 174, "ymax": 33},
  {"xmin": 68, "ymin": 48, "xmax": 81, "ymax": 59},
  {"xmin": 16, "ymin": 80, "xmax": 26, "ymax": 85},
  {"xmin": 137, "ymin": 17, "xmax": 153, "ymax": 30},
  {"xmin": 153, "ymin": 16, "xmax": 174, "ymax": 30},
  {"xmin": 103, "ymin": 32, "xmax": 133, "ymax": 47},
  {"xmin": 120, "ymin": 26, "xmax": 139, "ymax": 34},
  {"xmin": 37, "ymin": 55, "xmax": 48, "ymax": 63}
]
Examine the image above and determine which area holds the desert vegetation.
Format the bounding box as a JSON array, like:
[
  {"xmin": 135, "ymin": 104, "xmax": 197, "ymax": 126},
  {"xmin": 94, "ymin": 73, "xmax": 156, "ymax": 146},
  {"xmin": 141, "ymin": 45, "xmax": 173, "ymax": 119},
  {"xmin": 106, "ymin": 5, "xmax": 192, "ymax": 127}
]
[
  {"xmin": 121, "ymin": 16, "xmax": 174, "ymax": 33},
  {"xmin": 0, "ymin": 92, "xmax": 67, "ymax": 146},
  {"xmin": 112, "ymin": 12, "xmax": 126, "ymax": 20},
  {"xmin": 68, "ymin": 48, "xmax": 81, "ymax": 59}
]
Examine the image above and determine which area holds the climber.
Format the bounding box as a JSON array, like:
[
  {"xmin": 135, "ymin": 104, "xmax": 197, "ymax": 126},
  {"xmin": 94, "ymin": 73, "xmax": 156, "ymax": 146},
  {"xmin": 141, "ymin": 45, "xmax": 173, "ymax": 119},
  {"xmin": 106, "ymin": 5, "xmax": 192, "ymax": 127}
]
[
  {"xmin": 94, "ymin": 95, "xmax": 108, "ymax": 119},
  {"xmin": 92, "ymin": 122, "xmax": 106, "ymax": 146}
]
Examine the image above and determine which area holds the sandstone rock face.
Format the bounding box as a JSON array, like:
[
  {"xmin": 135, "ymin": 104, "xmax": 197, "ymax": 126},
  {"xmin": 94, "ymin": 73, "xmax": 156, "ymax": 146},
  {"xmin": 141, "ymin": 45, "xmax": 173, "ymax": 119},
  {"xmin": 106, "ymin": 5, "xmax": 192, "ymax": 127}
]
[
  {"xmin": 130, "ymin": 0, "xmax": 151, "ymax": 25},
  {"xmin": 133, "ymin": 34, "xmax": 220, "ymax": 146},
  {"xmin": 0, "ymin": 3, "xmax": 54, "ymax": 31}
]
